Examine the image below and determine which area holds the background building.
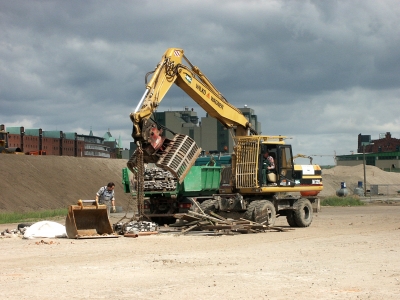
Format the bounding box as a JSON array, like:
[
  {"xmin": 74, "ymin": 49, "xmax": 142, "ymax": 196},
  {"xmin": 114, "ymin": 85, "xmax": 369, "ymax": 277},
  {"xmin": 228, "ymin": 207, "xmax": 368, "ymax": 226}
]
[
  {"xmin": 103, "ymin": 129, "xmax": 123, "ymax": 158},
  {"xmin": 337, "ymin": 132, "xmax": 400, "ymax": 170},
  {"xmin": 1, "ymin": 124, "xmax": 117, "ymax": 158},
  {"xmin": 77, "ymin": 129, "xmax": 110, "ymax": 158},
  {"xmin": 6, "ymin": 125, "xmax": 86, "ymax": 156},
  {"xmin": 153, "ymin": 106, "xmax": 261, "ymax": 154},
  {"xmin": 3, "ymin": 105, "xmax": 260, "ymax": 159}
]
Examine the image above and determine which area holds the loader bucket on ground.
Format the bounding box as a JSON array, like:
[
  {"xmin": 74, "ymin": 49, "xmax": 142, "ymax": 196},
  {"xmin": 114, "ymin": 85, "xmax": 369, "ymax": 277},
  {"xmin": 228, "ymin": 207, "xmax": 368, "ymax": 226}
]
[{"xmin": 65, "ymin": 200, "xmax": 115, "ymax": 239}]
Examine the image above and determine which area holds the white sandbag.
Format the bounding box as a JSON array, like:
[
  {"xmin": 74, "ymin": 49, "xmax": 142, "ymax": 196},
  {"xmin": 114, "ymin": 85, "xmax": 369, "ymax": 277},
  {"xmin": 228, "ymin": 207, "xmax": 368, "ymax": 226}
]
[{"xmin": 23, "ymin": 221, "xmax": 67, "ymax": 239}]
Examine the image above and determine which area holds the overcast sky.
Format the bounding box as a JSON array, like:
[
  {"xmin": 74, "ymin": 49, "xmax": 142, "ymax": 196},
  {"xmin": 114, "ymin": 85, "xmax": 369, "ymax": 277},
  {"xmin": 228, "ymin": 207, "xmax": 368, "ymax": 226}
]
[{"xmin": 1, "ymin": 0, "xmax": 399, "ymax": 165}]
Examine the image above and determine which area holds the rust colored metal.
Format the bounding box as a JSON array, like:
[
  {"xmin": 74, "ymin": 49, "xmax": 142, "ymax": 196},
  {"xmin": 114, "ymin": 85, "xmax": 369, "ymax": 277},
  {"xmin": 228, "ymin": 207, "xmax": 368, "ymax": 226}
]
[
  {"xmin": 123, "ymin": 233, "xmax": 139, "ymax": 238},
  {"xmin": 137, "ymin": 231, "xmax": 159, "ymax": 236},
  {"xmin": 65, "ymin": 200, "xmax": 114, "ymax": 239},
  {"xmin": 123, "ymin": 231, "xmax": 159, "ymax": 237}
]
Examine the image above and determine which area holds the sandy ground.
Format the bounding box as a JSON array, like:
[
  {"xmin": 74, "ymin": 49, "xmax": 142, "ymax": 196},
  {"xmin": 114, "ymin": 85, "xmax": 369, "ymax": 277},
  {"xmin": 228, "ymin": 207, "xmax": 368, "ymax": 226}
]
[
  {"xmin": 2, "ymin": 156, "xmax": 400, "ymax": 299},
  {"xmin": 1, "ymin": 205, "xmax": 400, "ymax": 300}
]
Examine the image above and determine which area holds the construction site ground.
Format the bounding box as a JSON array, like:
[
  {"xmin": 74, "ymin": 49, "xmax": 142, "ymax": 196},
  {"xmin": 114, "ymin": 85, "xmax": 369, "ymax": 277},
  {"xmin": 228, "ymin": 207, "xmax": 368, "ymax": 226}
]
[
  {"xmin": 1, "ymin": 155, "xmax": 400, "ymax": 299},
  {"xmin": 1, "ymin": 206, "xmax": 400, "ymax": 299}
]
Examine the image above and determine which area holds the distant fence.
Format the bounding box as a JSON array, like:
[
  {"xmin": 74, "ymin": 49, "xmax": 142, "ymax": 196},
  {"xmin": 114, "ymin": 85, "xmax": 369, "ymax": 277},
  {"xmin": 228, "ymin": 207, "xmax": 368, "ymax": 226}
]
[
  {"xmin": 382, "ymin": 168, "xmax": 400, "ymax": 173},
  {"xmin": 341, "ymin": 182, "xmax": 400, "ymax": 200},
  {"xmin": 368, "ymin": 184, "xmax": 400, "ymax": 197}
]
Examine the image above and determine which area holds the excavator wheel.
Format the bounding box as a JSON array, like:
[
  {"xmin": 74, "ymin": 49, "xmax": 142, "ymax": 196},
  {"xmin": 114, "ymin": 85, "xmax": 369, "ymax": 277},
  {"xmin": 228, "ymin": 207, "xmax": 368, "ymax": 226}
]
[
  {"xmin": 199, "ymin": 199, "xmax": 217, "ymax": 215},
  {"xmin": 255, "ymin": 200, "xmax": 276, "ymax": 226},
  {"xmin": 286, "ymin": 211, "xmax": 298, "ymax": 227},
  {"xmin": 244, "ymin": 200, "xmax": 276, "ymax": 226},
  {"xmin": 243, "ymin": 201, "xmax": 257, "ymax": 222},
  {"xmin": 293, "ymin": 198, "xmax": 313, "ymax": 227}
]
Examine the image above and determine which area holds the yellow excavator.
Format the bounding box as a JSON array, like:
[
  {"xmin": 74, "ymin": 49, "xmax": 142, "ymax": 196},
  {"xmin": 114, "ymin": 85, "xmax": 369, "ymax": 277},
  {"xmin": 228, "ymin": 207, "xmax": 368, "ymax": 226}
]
[{"xmin": 129, "ymin": 48, "xmax": 323, "ymax": 227}]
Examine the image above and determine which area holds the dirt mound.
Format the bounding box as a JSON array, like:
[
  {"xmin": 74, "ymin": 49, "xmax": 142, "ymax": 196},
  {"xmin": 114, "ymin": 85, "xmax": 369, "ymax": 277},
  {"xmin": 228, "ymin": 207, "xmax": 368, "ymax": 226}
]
[
  {"xmin": 2, "ymin": 155, "xmax": 400, "ymax": 213},
  {"xmin": 321, "ymin": 165, "xmax": 400, "ymax": 196},
  {"xmin": 0, "ymin": 155, "xmax": 132, "ymax": 213}
]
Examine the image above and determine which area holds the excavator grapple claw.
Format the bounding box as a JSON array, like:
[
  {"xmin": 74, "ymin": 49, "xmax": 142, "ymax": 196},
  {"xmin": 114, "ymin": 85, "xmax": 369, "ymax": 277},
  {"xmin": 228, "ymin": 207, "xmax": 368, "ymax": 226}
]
[
  {"xmin": 127, "ymin": 134, "xmax": 201, "ymax": 183},
  {"xmin": 156, "ymin": 134, "xmax": 202, "ymax": 183}
]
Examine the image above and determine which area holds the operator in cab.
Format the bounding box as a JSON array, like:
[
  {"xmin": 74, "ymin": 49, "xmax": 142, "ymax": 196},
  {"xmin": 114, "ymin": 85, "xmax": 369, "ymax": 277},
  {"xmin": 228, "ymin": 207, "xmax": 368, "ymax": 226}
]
[{"xmin": 262, "ymin": 150, "xmax": 276, "ymax": 186}]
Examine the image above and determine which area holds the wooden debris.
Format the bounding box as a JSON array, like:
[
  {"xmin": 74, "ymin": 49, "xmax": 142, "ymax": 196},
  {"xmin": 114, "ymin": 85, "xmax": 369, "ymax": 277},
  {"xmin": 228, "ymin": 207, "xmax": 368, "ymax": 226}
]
[
  {"xmin": 171, "ymin": 211, "xmax": 292, "ymax": 235},
  {"xmin": 210, "ymin": 211, "xmax": 233, "ymax": 224},
  {"xmin": 180, "ymin": 224, "xmax": 199, "ymax": 235},
  {"xmin": 188, "ymin": 211, "xmax": 225, "ymax": 223},
  {"xmin": 173, "ymin": 213, "xmax": 201, "ymax": 223}
]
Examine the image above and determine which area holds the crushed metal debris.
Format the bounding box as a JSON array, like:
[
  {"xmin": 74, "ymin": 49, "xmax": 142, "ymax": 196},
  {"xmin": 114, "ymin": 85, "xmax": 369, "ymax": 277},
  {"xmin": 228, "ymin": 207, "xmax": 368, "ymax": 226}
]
[
  {"xmin": 114, "ymin": 220, "xmax": 159, "ymax": 237},
  {"xmin": 0, "ymin": 224, "xmax": 31, "ymax": 239}
]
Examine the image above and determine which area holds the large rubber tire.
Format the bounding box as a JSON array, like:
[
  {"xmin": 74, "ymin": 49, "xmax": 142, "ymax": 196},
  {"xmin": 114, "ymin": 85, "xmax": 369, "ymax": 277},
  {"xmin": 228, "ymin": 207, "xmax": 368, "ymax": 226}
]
[
  {"xmin": 243, "ymin": 200, "xmax": 276, "ymax": 226},
  {"xmin": 243, "ymin": 201, "xmax": 259, "ymax": 221},
  {"xmin": 286, "ymin": 211, "xmax": 298, "ymax": 227},
  {"xmin": 293, "ymin": 198, "xmax": 313, "ymax": 227},
  {"xmin": 199, "ymin": 199, "xmax": 217, "ymax": 215},
  {"xmin": 255, "ymin": 200, "xmax": 276, "ymax": 226}
]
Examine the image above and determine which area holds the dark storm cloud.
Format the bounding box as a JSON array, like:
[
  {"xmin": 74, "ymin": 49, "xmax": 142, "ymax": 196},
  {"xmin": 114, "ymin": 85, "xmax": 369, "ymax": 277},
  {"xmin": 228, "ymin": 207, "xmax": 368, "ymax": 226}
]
[{"xmin": 1, "ymin": 0, "xmax": 399, "ymax": 164}]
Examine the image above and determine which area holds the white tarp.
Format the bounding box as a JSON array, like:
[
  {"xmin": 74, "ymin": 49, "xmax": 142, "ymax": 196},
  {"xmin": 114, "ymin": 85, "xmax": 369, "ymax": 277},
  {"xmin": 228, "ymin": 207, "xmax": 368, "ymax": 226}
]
[{"xmin": 23, "ymin": 221, "xmax": 67, "ymax": 239}]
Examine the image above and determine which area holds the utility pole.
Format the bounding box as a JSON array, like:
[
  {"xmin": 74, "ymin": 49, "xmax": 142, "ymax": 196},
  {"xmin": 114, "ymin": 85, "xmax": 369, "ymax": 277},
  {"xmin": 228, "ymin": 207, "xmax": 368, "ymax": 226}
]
[
  {"xmin": 363, "ymin": 143, "xmax": 374, "ymax": 196},
  {"xmin": 363, "ymin": 145, "xmax": 366, "ymax": 196}
]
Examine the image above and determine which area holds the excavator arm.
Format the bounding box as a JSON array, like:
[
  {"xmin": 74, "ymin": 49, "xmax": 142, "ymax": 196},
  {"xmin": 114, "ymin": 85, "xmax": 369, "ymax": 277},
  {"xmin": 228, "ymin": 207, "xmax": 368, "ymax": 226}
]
[
  {"xmin": 130, "ymin": 48, "xmax": 254, "ymax": 145},
  {"xmin": 128, "ymin": 48, "xmax": 256, "ymax": 182}
]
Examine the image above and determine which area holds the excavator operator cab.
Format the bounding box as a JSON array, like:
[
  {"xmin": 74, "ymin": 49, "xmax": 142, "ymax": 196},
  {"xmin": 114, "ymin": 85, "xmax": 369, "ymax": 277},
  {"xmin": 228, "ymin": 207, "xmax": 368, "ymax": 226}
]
[
  {"xmin": 258, "ymin": 144, "xmax": 295, "ymax": 187},
  {"xmin": 258, "ymin": 145, "xmax": 278, "ymax": 185},
  {"xmin": 277, "ymin": 145, "xmax": 295, "ymax": 186}
]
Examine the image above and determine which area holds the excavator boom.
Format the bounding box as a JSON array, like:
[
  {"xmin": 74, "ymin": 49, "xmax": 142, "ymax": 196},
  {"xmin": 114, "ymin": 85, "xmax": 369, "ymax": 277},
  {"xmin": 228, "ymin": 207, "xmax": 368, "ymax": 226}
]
[
  {"xmin": 130, "ymin": 48, "xmax": 253, "ymax": 141},
  {"xmin": 128, "ymin": 48, "xmax": 254, "ymax": 181}
]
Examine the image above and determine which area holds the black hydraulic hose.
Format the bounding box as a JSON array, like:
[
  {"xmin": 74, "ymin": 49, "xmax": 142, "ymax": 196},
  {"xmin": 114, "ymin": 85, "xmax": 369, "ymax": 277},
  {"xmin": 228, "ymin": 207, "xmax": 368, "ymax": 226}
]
[
  {"xmin": 145, "ymin": 70, "xmax": 155, "ymax": 85},
  {"xmin": 250, "ymin": 128, "xmax": 258, "ymax": 135},
  {"xmin": 279, "ymin": 173, "xmax": 296, "ymax": 185},
  {"xmin": 150, "ymin": 117, "xmax": 177, "ymax": 136}
]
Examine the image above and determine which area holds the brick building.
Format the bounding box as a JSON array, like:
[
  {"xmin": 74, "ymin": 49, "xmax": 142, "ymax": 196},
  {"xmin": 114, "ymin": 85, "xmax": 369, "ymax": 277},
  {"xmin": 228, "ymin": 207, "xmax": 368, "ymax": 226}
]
[
  {"xmin": 337, "ymin": 132, "xmax": 400, "ymax": 169},
  {"xmin": 1, "ymin": 124, "xmax": 114, "ymax": 158},
  {"xmin": 357, "ymin": 132, "xmax": 400, "ymax": 153}
]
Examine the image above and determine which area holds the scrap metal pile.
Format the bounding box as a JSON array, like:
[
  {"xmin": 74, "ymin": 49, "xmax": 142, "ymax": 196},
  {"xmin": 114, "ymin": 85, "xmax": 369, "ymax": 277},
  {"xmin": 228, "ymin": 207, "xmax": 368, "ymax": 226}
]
[
  {"xmin": 113, "ymin": 220, "xmax": 159, "ymax": 237},
  {"xmin": 170, "ymin": 210, "xmax": 292, "ymax": 235},
  {"xmin": 0, "ymin": 226, "xmax": 28, "ymax": 239},
  {"xmin": 143, "ymin": 165, "xmax": 177, "ymax": 191}
]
